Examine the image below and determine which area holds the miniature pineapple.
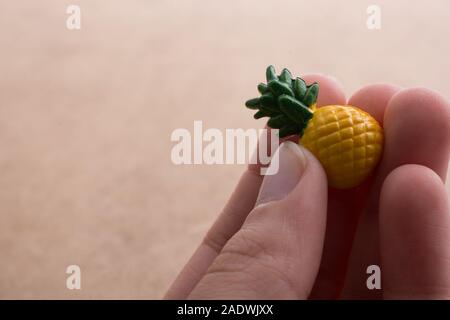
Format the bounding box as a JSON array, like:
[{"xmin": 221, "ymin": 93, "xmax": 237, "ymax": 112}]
[{"xmin": 245, "ymin": 66, "xmax": 383, "ymax": 189}]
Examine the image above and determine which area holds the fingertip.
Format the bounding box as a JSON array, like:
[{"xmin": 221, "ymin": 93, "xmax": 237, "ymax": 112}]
[
  {"xmin": 380, "ymin": 164, "xmax": 447, "ymax": 220},
  {"xmin": 386, "ymin": 87, "xmax": 450, "ymax": 134},
  {"xmin": 380, "ymin": 164, "xmax": 450, "ymax": 299},
  {"xmin": 255, "ymin": 141, "xmax": 308, "ymax": 207},
  {"xmin": 348, "ymin": 83, "xmax": 402, "ymax": 125},
  {"xmin": 383, "ymin": 87, "xmax": 450, "ymax": 181},
  {"xmin": 302, "ymin": 74, "xmax": 346, "ymax": 107},
  {"xmin": 386, "ymin": 87, "xmax": 450, "ymax": 137},
  {"xmin": 284, "ymin": 145, "xmax": 328, "ymax": 204}
]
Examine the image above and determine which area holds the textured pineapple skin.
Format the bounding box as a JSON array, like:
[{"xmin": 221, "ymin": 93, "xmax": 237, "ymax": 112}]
[{"xmin": 300, "ymin": 105, "xmax": 383, "ymax": 189}]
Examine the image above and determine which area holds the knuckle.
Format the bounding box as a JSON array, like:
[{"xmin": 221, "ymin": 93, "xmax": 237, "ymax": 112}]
[
  {"xmin": 205, "ymin": 227, "xmax": 298, "ymax": 297},
  {"xmin": 203, "ymin": 228, "xmax": 229, "ymax": 254},
  {"xmin": 222, "ymin": 226, "xmax": 273, "ymax": 263}
]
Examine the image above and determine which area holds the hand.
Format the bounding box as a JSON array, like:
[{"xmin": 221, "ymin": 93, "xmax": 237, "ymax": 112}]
[{"xmin": 164, "ymin": 76, "xmax": 450, "ymax": 299}]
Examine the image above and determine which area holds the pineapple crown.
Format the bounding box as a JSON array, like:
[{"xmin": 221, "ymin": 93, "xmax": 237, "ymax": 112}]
[{"xmin": 245, "ymin": 65, "xmax": 319, "ymax": 138}]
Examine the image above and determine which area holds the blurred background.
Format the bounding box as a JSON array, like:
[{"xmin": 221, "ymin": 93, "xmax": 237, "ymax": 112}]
[{"xmin": 0, "ymin": 0, "xmax": 449, "ymax": 299}]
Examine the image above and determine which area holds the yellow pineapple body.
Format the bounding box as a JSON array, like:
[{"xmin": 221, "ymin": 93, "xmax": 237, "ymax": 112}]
[
  {"xmin": 300, "ymin": 105, "xmax": 383, "ymax": 189},
  {"xmin": 246, "ymin": 66, "xmax": 384, "ymax": 189}
]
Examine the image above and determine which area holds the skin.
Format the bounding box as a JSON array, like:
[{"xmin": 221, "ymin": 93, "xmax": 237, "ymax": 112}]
[{"xmin": 164, "ymin": 76, "xmax": 450, "ymax": 299}]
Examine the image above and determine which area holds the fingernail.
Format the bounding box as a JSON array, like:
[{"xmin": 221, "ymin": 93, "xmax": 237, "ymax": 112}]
[{"xmin": 255, "ymin": 141, "xmax": 307, "ymax": 206}]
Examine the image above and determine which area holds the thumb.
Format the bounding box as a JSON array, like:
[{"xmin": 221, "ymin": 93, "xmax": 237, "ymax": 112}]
[{"xmin": 189, "ymin": 141, "xmax": 328, "ymax": 299}]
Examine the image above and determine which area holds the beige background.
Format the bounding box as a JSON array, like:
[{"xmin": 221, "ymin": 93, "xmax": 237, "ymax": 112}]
[{"xmin": 0, "ymin": 0, "xmax": 449, "ymax": 299}]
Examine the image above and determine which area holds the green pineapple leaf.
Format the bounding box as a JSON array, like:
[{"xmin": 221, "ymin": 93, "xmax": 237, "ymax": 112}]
[{"xmin": 246, "ymin": 66, "xmax": 319, "ymax": 138}]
